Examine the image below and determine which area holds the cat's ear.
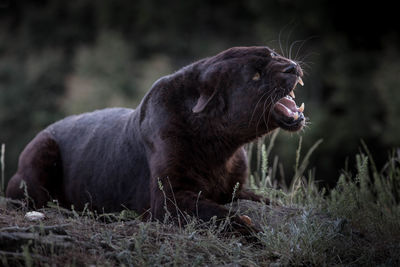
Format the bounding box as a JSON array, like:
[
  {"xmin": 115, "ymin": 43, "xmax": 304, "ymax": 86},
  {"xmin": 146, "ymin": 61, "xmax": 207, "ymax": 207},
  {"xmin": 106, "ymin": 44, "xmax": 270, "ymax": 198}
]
[{"xmin": 192, "ymin": 90, "xmax": 217, "ymax": 113}]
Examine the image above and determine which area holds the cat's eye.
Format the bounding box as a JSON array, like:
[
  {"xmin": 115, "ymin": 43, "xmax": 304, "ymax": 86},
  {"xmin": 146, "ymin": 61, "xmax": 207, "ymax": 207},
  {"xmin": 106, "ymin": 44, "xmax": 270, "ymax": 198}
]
[{"xmin": 252, "ymin": 72, "xmax": 260, "ymax": 81}]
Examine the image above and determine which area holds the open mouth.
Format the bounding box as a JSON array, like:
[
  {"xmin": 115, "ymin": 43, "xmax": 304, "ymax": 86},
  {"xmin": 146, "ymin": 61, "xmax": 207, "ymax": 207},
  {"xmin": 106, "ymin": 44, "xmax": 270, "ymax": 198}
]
[{"xmin": 272, "ymin": 76, "xmax": 305, "ymax": 131}]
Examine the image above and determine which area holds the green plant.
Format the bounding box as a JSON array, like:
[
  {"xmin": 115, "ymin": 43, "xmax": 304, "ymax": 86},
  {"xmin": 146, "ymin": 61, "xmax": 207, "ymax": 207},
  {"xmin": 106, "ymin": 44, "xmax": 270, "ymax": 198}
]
[
  {"xmin": 328, "ymin": 150, "xmax": 400, "ymax": 242},
  {"xmin": 248, "ymin": 131, "xmax": 323, "ymax": 207},
  {"xmin": 247, "ymin": 133, "xmax": 400, "ymax": 265}
]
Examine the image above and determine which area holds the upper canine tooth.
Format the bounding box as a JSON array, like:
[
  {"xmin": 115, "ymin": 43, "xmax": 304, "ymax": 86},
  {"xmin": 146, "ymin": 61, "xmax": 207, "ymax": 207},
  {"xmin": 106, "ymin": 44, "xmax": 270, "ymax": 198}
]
[
  {"xmin": 299, "ymin": 103, "xmax": 305, "ymax": 113},
  {"xmin": 293, "ymin": 113, "xmax": 299, "ymax": 120},
  {"xmin": 298, "ymin": 77, "xmax": 304, "ymax": 86},
  {"xmin": 289, "ymin": 90, "xmax": 295, "ymax": 98}
]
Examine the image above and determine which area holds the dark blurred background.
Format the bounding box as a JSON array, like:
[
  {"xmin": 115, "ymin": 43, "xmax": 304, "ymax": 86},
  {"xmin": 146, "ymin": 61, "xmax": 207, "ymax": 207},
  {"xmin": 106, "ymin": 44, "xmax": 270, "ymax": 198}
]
[{"xmin": 1, "ymin": 0, "xmax": 399, "ymax": 187}]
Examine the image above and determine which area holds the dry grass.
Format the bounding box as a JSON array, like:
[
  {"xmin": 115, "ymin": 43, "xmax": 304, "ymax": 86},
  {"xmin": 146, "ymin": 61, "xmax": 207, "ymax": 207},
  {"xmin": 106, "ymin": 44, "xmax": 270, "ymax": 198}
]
[
  {"xmin": 0, "ymin": 199, "xmax": 274, "ymax": 266},
  {"xmin": 0, "ymin": 195, "xmax": 388, "ymax": 267},
  {"xmin": 1, "ymin": 136, "xmax": 400, "ymax": 266}
]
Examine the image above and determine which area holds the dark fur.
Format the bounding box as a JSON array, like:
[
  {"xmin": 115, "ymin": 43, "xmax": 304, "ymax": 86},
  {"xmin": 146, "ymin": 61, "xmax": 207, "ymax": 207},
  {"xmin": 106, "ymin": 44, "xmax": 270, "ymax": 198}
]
[{"xmin": 6, "ymin": 47, "xmax": 303, "ymax": 232}]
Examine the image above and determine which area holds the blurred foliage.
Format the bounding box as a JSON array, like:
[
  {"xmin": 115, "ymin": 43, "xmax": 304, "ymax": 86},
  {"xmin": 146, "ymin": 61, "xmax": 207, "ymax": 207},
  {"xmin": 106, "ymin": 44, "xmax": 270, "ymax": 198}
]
[{"xmin": 0, "ymin": 0, "xmax": 399, "ymax": 186}]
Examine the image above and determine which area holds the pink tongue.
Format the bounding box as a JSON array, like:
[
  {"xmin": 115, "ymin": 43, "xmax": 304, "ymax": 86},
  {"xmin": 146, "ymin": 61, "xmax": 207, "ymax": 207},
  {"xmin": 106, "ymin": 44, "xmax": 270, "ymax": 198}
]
[{"xmin": 274, "ymin": 97, "xmax": 298, "ymax": 117}]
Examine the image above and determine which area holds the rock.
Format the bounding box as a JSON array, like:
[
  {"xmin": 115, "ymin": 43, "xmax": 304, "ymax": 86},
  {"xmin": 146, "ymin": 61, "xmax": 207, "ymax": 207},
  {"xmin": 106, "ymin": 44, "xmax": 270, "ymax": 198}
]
[{"xmin": 25, "ymin": 211, "xmax": 45, "ymax": 221}]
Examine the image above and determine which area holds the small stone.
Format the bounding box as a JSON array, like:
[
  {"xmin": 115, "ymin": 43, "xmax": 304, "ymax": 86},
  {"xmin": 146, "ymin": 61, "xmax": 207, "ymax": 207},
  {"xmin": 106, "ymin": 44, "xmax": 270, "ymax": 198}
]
[{"xmin": 25, "ymin": 211, "xmax": 45, "ymax": 221}]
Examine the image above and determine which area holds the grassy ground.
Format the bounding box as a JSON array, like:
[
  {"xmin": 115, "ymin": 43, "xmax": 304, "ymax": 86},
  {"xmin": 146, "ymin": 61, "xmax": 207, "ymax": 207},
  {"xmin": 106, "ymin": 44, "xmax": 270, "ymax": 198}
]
[{"xmin": 1, "ymin": 134, "xmax": 400, "ymax": 266}]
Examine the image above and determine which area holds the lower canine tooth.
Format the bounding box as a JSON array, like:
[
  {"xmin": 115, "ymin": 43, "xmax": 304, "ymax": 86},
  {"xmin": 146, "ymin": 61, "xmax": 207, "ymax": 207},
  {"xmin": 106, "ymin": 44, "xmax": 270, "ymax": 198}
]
[
  {"xmin": 299, "ymin": 103, "xmax": 304, "ymax": 113},
  {"xmin": 289, "ymin": 91, "xmax": 295, "ymax": 98}
]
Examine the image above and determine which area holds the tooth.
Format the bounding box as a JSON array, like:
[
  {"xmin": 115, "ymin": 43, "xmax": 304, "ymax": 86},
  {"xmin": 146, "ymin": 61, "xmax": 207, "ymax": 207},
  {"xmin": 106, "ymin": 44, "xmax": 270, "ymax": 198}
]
[
  {"xmin": 298, "ymin": 77, "xmax": 304, "ymax": 86},
  {"xmin": 299, "ymin": 103, "xmax": 304, "ymax": 113},
  {"xmin": 293, "ymin": 113, "xmax": 299, "ymax": 120},
  {"xmin": 289, "ymin": 90, "xmax": 295, "ymax": 98}
]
